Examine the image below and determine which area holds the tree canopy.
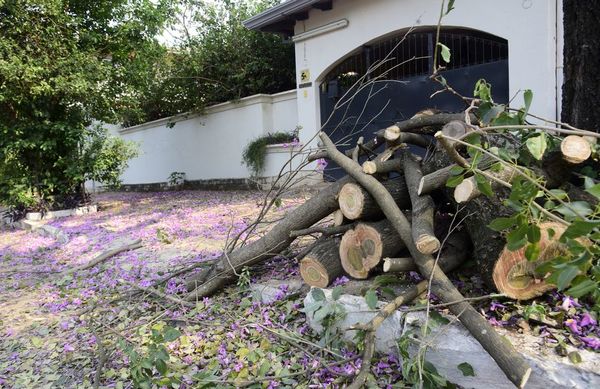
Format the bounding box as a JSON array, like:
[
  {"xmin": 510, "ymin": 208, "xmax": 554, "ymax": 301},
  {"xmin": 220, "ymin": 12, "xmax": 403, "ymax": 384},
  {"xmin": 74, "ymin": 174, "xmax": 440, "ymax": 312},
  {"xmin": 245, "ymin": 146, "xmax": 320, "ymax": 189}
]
[
  {"xmin": 0, "ymin": 0, "xmax": 170, "ymax": 209},
  {"xmin": 0, "ymin": 0, "xmax": 294, "ymax": 210},
  {"xmin": 119, "ymin": 0, "xmax": 295, "ymax": 126}
]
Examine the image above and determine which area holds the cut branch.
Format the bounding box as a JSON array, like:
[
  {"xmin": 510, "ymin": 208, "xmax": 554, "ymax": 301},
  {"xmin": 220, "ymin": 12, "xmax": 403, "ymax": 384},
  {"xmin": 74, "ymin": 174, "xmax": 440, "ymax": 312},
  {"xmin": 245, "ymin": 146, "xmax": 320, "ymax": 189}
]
[
  {"xmin": 300, "ymin": 236, "xmax": 345, "ymax": 288},
  {"xmin": 319, "ymin": 131, "xmax": 532, "ymax": 388},
  {"xmin": 339, "ymin": 219, "xmax": 405, "ymax": 279},
  {"xmin": 64, "ymin": 239, "xmax": 142, "ymax": 275},
  {"xmin": 362, "ymin": 159, "xmax": 403, "ymax": 175},
  {"xmin": 185, "ymin": 176, "xmax": 353, "ymax": 299},
  {"xmin": 402, "ymin": 153, "xmax": 440, "ymax": 254},
  {"xmin": 560, "ymin": 135, "xmax": 592, "ymax": 164},
  {"xmin": 338, "ymin": 178, "xmax": 409, "ymax": 220}
]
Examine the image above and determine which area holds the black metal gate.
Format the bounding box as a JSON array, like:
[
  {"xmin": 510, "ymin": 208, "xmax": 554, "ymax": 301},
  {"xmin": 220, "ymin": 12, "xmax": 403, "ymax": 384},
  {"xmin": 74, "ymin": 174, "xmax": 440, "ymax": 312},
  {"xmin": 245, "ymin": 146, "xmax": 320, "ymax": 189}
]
[{"xmin": 319, "ymin": 27, "xmax": 509, "ymax": 180}]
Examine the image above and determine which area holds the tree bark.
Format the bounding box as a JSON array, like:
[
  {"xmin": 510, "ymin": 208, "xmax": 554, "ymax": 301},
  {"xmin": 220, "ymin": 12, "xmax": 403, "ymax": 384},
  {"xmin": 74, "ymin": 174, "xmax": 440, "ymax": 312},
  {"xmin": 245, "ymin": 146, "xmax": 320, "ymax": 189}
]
[
  {"xmin": 562, "ymin": 0, "xmax": 600, "ymax": 132},
  {"xmin": 320, "ymin": 132, "xmax": 532, "ymax": 388},
  {"xmin": 338, "ymin": 178, "xmax": 409, "ymax": 220},
  {"xmin": 383, "ymin": 228, "xmax": 470, "ymax": 273},
  {"xmin": 402, "ymin": 153, "xmax": 440, "ymax": 254},
  {"xmin": 300, "ymin": 236, "xmax": 345, "ymax": 288},
  {"xmin": 185, "ymin": 176, "xmax": 353, "ymax": 298}
]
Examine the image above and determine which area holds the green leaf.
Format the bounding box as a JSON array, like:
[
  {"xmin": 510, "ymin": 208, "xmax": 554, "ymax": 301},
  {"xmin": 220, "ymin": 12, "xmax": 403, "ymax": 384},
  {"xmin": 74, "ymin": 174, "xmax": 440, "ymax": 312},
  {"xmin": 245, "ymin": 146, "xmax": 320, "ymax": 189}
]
[
  {"xmin": 449, "ymin": 165, "xmax": 465, "ymax": 176},
  {"xmin": 446, "ymin": 174, "xmax": 464, "ymax": 188},
  {"xmin": 555, "ymin": 201, "xmax": 593, "ymax": 220},
  {"xmin": 445, "ymin": 0, "xmax": 456, "ymax": 15},
  {"xmin": 429, "ymin": 310, "xmax": 450, "ymax": 326},
  {"xmin": 311, "ymin": 288, "xmax": 326, "ymax": 302},
  {"xmin": 568, "ymin": 351, "xmax": 582, "ymax": 364},
  {"xmin": 365, "ymin": 289, "xmax": 378, "ymax": 310},
  {"xmin": 257, "ymin": 361, "xmax": 270, "ymax": 377},
  {"xmin": 566, "ymin": 279, "xmax": 597, "ymax": 298},
  {"xmin": 163, "ymin": 327, "xmax": 181, "ymax": 342},
  {"xmin": 555, "ymin": 266, "xmax": 580, "ymax": 290},
  {"xmin": 524, "ymin": 242, "xmax": 541, "ymax": 261},
  {"xmin": 155, "ymin": 359, "xmax": 168, "ymax": 375},
  {"xmin": 332, "ymin": 285, "xmax": 343, "ymax": 301},
  {"xmin": 475, "ymin": 174, "xmax": 493, "ymax": 197},
  {"xmin": 525, "ymin": 132, "xmax": 547, "ymax": 160},
  {"xmin": 481, "ymin": 104, "xmax": 505, "ymax": 125},
  {"xmin": 548, "ymin": 189, "xmax": 568, "ymax": 200},
  {"xmin": 474, "ymin": 79, "xmax": 492, "ymax": 102},
  {"xmin": 488, "ymin": 217, "xmax": 517, "ymax": 231},
  {"xmin": 438, "ymin": 42, "xmax": 451, "ymax": 63},
  {"xmin": 585, "ymin": 183, "xmax": 600, "ymax": 200},
  {"xmin": 31, "ymin": 337, "xmax": 43, "ymax": 348},
  {"xmin": 373, "ymin": 274, "xmax": 402, "ymax": 287},
  {"xmin": 523, "ymin": 90, "xmax": 533, "ymax": 114},
  {"xmin": 507, "ymin": 223, "xmax": 528, "ymax": 251},
  {"xmin": 313, "ymin": 304, "xmax": 332, "ymax": 322},
  {"xmin": 562, "ymin": 220, "xmax": 600, "ymax": 240},
  {"xmin": 527, "ymin": 225, "xmax": 541, "ymax": 243},
  {"xmin": 457, "ymin": 362, "xmax": 475, "ymax": 377}
]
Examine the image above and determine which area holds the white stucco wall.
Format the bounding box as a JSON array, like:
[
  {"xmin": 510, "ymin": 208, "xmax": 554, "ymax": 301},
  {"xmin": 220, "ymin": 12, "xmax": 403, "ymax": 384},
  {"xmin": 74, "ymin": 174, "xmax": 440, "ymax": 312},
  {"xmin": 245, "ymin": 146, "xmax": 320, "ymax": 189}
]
[
  {"xmin": 292, "ymin": 0, "xmax": 563, "ymax": 146},
  {"xmin": 111, "ymin": 90, "xmax": 298, "ymax": 185}
]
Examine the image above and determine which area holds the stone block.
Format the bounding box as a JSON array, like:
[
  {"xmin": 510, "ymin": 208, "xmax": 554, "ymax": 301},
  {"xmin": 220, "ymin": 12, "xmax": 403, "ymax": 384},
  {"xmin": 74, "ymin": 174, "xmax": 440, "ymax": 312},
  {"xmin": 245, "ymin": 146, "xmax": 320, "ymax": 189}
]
[
  {"xmin": 250, "ymin": 279, "xmax": 303, "ymax": 304},
  {"xmin": 402, "ymin": 312, "xmax": 600, "ymax": 389},
  {"xmin": 46, "ymin": 209, "xmax": 73, "ymax": 219},
  {"xmin": 25, "ymin": 212, "xmax": 42, "ymax": 221},
  {"xmin": 37, "ymin": 225, "xmax": 69, "ymax": 244},
  {"xmin": 302, "ymin": 290, "xmax": 600, "ymax": 388},
  {"xmin": 304, "ymin": 287, "xmax": 404, "ymax": 354}
]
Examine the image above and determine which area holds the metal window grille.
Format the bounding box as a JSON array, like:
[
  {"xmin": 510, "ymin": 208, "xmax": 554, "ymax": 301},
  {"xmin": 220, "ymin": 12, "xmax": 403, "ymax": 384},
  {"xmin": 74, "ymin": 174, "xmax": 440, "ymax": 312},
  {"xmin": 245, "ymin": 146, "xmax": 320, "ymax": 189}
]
[{"xmin": 323, "ymin": 28, "xmax": 508, "ymax": 89}]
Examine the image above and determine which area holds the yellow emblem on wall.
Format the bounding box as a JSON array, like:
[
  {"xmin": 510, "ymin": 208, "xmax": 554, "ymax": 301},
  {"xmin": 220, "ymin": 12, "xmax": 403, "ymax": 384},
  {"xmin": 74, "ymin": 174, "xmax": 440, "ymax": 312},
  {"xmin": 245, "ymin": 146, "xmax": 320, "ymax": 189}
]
[{"xmin": 300, "ymin": 69, "xmax": 310, "ymax": 82}]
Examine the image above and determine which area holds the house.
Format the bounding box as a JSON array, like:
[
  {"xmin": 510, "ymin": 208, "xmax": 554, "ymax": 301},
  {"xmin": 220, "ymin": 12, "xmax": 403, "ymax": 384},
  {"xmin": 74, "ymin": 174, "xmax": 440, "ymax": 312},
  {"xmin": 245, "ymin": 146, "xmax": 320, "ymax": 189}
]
[
  {"xmin": 245, "ymin": 0, "xmax": 564, "ymax": 178},
  {"xmin": 110, "ymin": 0, "xmax": 563, "ymax": 189}
]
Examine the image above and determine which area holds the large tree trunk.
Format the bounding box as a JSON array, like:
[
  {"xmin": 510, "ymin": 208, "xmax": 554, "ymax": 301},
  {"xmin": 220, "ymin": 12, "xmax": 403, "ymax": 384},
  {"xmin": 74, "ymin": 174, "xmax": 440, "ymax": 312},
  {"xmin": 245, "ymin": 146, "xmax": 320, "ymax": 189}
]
[
  {"xmin": 562, "ymin": 0, "xmax": 600, "ymax": 131},
  {"xmin": 185, "ymin": 176, "xmax": 352, "ymax": 299}
]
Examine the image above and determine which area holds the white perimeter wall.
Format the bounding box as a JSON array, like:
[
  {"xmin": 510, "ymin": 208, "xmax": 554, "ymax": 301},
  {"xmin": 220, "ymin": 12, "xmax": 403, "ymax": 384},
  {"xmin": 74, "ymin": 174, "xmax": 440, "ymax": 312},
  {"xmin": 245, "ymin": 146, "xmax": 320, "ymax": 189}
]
[
  {"xmin": 293, "ymin": 0, "xmax": 563, "ymax": 146},
  {"xmin": 111, "ymin": 90, "xmax": 297, "ymax": 184}
]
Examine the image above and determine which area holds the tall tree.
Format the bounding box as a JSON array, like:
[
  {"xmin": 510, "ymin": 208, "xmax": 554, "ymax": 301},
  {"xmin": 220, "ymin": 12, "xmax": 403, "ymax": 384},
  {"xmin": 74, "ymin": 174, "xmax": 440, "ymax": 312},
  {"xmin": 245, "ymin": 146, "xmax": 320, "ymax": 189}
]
[
  {"xmin": 120, "ymin": 0, "xmax": 295, "ymax": 126},
  {"xmin": 0, "ymin": 0, "xmax": 170, "ymax": 209},
  {"xmin": 561, "ymin": 0, "xmax": 600, "ymax": 130}
]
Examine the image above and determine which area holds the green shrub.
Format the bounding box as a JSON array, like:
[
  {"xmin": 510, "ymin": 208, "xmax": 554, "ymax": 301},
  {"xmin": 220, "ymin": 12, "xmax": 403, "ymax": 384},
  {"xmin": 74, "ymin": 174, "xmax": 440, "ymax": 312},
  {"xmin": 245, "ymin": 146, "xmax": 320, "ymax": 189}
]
[{"xmin": 241, "ymin": 131, "xmax": 297, "ymax": 176}]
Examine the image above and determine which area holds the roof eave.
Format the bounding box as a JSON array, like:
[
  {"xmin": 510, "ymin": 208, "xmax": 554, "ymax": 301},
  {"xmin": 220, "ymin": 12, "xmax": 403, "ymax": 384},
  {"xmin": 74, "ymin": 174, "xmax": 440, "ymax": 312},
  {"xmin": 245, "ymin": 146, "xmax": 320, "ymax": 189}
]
[{"xmin": 243, "ymin": 0, "xmax": 332, "ymax": 35}]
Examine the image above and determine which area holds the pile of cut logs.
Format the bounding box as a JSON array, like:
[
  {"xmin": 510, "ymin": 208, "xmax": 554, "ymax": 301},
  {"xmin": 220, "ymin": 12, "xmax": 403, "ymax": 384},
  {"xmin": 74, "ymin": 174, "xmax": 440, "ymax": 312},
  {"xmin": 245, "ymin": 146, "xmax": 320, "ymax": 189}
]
[
  {"xmin": 184, "ymin": 112, "xmax": 596, "ymax": 388},
  {"xmin": 297, "ymin": 117, "xmax": 594, "ymax": 302},
  {"xmin": 290, "ymin": 114, "xmax": 595, "ymax": 388}
]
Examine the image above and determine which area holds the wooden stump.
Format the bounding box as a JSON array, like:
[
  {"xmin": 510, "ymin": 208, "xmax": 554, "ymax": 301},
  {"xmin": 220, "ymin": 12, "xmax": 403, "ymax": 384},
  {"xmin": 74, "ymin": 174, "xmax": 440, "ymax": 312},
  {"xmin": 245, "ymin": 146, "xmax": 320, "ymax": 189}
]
[
  {"xmin": 338, "ymin": 179, "xmax": 409, "ymax": 220},
  {"xmin": 339, "ymin": 219, "xmax": 405, "ymax": 279},
  {"xmin": 492, "ymin": 222, "xmax": 569, "ymax": 300},
  {"xmin": 561, "ymin": 135, "xmax": 592, "ymax": 164},
  {"xmin": 300, "ymin": 237, "xmax": 345, "ymax": 288}
]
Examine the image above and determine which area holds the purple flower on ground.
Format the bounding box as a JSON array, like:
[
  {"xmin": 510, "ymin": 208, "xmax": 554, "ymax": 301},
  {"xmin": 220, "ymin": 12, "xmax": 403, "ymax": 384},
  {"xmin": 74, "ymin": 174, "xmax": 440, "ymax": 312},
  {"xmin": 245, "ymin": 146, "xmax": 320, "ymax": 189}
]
[
  {"xmin": 580, "ymin": 312, "xmax": 597, "ymax": 327},
  {"xmin": 234, "ymin": 361, "xmax": 244, "ymax": 372},
  {"xmin": 488, "ymin": 317, "xmax": 506, "ymax": 326},
  {"xmin": 332, "ymin": 276, "xmax": 349, "ymax": 286},
  {"xmin": 561, "ymin": 296, "xmax": 581, "ymax": 311},
  {"xmin": 564, "ymin": 319, "xmax": 581, "ymax": 334},
  {"xmin": 490, "ymin": 301, "xmax": 506, "ymax": 311},
  {"xmin": 581, "ymin": 336, "xmax": 600, "ymax": 350},
  {"xmin": 63, "ymin": 343, "xmax": 75, "ymax": 353}
]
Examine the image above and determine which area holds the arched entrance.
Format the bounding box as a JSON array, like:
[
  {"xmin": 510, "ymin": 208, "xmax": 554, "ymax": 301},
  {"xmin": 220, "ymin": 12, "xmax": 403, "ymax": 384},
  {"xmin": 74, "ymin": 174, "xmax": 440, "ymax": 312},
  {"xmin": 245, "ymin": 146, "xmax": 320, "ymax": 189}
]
[{"xmin": 319, "ymin": 27, "xmax": 509, "ymax": 180}]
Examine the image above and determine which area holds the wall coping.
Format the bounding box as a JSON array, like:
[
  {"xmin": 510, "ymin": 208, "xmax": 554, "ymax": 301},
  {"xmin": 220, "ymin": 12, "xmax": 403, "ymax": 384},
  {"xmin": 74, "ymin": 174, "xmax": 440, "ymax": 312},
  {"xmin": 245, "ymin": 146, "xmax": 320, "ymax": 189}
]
[{"xmin": 118, "ymin": 89, "xmax": 297, "ymax": 135}]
